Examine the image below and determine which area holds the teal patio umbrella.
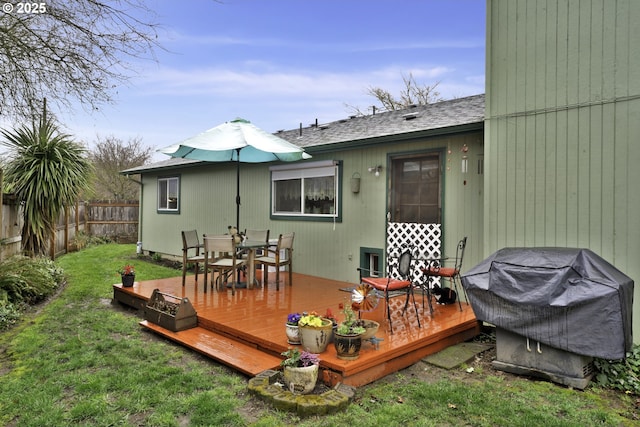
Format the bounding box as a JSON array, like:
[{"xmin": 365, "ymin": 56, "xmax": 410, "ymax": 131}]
[{"xmin": 159, "ymin": 118, "xmax": 310, "ymax": 229}]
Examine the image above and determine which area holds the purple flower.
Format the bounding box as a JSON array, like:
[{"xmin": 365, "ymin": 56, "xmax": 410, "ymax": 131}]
[
  {"xmin": 280, "ymin": 348, "xmax": 320, "ymax": 367},
  {"xmin": 299, "ymin": 351, "xmax": 320, "ymax": 367},
  {"xmin": 287, "ymin": 312, "xmax": 301, "ymax": 325}
]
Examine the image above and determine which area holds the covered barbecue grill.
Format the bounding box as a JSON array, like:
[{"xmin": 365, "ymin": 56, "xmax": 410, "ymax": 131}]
[{"xmin": 461, "ymin": 247, "xmax": 634, "ymax": 360}]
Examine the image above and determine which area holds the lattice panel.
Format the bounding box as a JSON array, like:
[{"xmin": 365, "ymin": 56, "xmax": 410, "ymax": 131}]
[{"xmin": 386, "ymin": 222, "xmax": 441, "ymax": 286}]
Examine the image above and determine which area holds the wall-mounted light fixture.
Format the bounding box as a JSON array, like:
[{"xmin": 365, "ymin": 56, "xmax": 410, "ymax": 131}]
[
  {"xmin": 461, "ymin": 144, "xmax": 469, "ymax": 174},
  {"xmin": 368, "ymin": 165, "xmax": 383, "ymax": 177},
  {"xmin": 351, "ymin": 172, "xmax": 361, "ymax": 193}
]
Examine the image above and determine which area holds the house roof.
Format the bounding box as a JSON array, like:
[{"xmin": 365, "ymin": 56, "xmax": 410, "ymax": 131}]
[
  {"xmin": 276, "ymin": 93, "xmax": 485, "ymax": 152},
  {"xmin": 122, "ymin": 93, "xmax": 485, "ymax": 174}
]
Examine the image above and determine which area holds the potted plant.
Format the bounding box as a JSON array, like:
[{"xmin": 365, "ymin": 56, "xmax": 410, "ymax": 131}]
[
  {"xmin": 280, "ymin": 348, "xmax": 320, "ymax": 394},
  {"xmin": 285, "ymin": 312, "xmax": 302, "ymax": 344},
  {"xmin": 117, "ymin": 264, "xmax": 135, "ymax": 287},
  {"xmin": 334, "ymin": 303, "xmax": 366, "ymax": 360},
  {"xmin": 351, "ymin": 283, "xmax": 380, "ymax": 340},
  {"xmin": 297, "ymin": 311, "xmax": 333, "ymax": 353}
]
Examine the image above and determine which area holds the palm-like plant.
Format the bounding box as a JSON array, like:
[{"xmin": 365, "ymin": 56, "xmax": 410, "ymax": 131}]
[{"xmin": 1, "ymin": 113, "xmax": 92, "ymax": 256}]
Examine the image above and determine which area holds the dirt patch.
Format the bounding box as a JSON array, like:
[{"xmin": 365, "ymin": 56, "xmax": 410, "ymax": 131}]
[
  {"xmin": 236, "ymin": 390, "xmax": 273, "ymax": 424},
  {"xmin": 402, "ymin": 343, "xmax": 501, "ymax": 385},
  {"xmin": 367, "ymin": 329, "xmax": 502, "ymax": 390},
  {"xmin": 134, "ymin": 254, "xmax": 183, "ymax": 270}
]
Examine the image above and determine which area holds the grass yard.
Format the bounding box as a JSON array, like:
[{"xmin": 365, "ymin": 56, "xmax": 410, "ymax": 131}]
[{"xmin": 0, "ymin": 243, "xmax": 638, "ymax": 426}]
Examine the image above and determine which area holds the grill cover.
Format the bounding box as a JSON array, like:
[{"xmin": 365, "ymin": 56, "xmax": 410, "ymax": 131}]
[{"xmin": 461, "ymin": 247, "xmax": 634, "ymax": 360}]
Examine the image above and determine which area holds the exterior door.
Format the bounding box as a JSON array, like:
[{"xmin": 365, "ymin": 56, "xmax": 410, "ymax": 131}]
[
  {"xmin": 386, "ymin": 153, "xmax": 443, "ymax": 283},
  {"xmin": 390, "ymin": 154, "xmax": 441, "ymax": 224}
]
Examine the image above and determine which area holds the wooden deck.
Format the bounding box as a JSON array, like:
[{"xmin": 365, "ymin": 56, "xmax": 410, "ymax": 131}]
[{"xmin": 113, "ymin": 270, "xmax": 480, "ymax": 387}]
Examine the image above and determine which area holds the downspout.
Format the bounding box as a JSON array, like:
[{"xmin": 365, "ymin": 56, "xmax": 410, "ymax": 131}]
[{"xmin": 125, "ymin": 174, "xmax": 144, "ymax": 252}]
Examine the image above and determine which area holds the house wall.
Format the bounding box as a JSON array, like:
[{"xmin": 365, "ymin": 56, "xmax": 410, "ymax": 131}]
[
  {"xmin": 485, "ymin": 0, "xmax": 640, "ymax": 342},
  {"xmin": 140, "ymin": 130, "xmax": 484, "ymax": 285}
]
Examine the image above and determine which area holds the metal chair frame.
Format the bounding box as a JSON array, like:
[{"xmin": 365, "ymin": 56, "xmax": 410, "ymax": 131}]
[
  {"xmin": 358, "ymin": 245, "xmax": 421, "ymax": 334},
  {"xmin": 422, "ymin": 236, "xmax": 467, "ymax": 313}
]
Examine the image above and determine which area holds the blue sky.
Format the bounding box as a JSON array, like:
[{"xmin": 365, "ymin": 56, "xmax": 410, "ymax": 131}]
[{"xmin": 60, "ymin": 0, "xmax": 486, "ymax": 161}]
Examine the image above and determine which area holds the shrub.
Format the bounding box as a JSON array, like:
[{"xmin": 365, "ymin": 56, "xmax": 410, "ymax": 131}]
[
  {"xmin": 593, "ymin": 344, "xmax": 640, "ymax": 395},
  {"xmin": 0, "ymin": 256, "xmax": 65, "ymax": 329},
  {"xmin": 0, "ymin": 301, "xmax": 22, "ymax": 330},
  {"xmin": 73, "ymin": 231, "xmax": 114, "ymax": 248}
]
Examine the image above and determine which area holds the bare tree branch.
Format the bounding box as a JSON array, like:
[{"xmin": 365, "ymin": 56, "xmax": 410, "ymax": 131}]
[
  {"xmin": 89, "ymin": 135, "xmax": 153, "ymax": 200},
  {"xmin": 0, "ymin": 0, "xmax": 163, "ymax": 121},
  {"xmin": 345, "ymin": 72, "xmax": 443, "ymax": 115}
]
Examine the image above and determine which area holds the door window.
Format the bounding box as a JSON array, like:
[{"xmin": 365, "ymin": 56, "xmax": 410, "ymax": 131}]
[{"xmin": 390, "ymin": 155, "xmax": 441, "ymax": 224}]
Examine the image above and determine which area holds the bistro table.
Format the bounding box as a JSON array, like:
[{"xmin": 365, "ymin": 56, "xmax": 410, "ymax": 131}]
[{"xmin": 237, "ymin": 239, "xmax": 269, "ymax": 289}]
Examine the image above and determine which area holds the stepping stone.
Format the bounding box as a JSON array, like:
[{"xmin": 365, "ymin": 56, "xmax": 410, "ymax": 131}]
[{"xmin": 423, "ymin": 342, "xmax": 493, "ymax": 369}]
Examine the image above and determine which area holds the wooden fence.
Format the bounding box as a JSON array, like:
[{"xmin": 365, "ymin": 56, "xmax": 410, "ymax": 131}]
[{"xmin": 1, "ymin": 197, "xmax": 139, "ymax": 260}]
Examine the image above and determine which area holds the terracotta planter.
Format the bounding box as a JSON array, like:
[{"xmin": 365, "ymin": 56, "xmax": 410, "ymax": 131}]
[
  {"xmin": 121, "ymin": 274, "xmax": 135, "ymax": 287},
  {"xmin": 334, "ymin": 333, "xmax": 363, "ymax": 360},
  {"xmin": 298, "ymin": 318, "xmax": 333, "ymax": 353},
  {"xmin": 282, "ymin": 364, "xmax": 319, "ymax": 394},
  {"xmin": 285, "ymin": 323, "xmax": 301, "ymax": 345}
]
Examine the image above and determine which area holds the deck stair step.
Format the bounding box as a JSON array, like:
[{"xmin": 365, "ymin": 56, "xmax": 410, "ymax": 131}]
[{"xmin": 139, "ymin": 320, "xmax": 282, "ymax": 376}]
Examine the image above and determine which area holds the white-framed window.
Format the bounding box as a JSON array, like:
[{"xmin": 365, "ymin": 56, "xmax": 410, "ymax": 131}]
[
  {"xmin": 270, "ymin": 160, "xmax": 341, "ymax": 221},
  {"xmin": 157, "ymin": 176, "xmax": 180, "ymax": 213}
]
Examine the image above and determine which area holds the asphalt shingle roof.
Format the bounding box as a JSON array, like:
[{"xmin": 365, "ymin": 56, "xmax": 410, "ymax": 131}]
[{"xmin": 275, "ymin": 93, "xmax": 485, "ymax": 149}]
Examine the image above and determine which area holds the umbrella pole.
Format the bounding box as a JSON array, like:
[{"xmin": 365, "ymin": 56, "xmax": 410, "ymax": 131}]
[
  {"xmin": 235, "ymin": 150, "xmax": 242, "ymax": 285},
  {"xmin": 236, "ymin": 148, "xmax": 241, "ymax": 230}
]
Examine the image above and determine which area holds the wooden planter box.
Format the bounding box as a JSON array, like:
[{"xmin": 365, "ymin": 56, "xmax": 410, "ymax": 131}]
[{"xmin": 144, "ymin": 289, "xmax": 197, "ymax": 332}]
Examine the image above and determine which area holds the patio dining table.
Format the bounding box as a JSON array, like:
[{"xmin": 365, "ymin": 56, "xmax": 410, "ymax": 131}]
[{"xmin": 237, "ymin": 239, "xmax": 269, "ymax": 289}]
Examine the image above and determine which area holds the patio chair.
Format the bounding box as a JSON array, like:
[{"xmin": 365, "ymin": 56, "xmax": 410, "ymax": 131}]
[
  {"xmin": 422, "ymin": 237, "xmax": 467, "ymax": 312},
  {"xmin": 203, "ymin": 234, "xmax": 246, "ymax": 295},
  {"xmin": 244, "ymin": 229, "xmax": 270, "ymax": 243},
  {"xmin": 181, "ymin": 230, "xmax": 205, "ymax": 287},
  {"xmin": 253, "ymin": 232, "xmax": 294, "ymax": 290},
  {"xmin": 357, "ymin": 246, "xmax": 422, "ymax": 334}
]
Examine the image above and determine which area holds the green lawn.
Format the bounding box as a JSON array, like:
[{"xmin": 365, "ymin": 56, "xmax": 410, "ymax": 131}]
[{"xmin": 0, "ymin": 244, "xmax": 637, "ymax": 426}]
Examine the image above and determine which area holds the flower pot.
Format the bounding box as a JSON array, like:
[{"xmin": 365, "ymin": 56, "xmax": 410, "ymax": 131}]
[
  {"xmin": 285, "ymin": 323, "xmax": 301, "ymax": 345},
  {"xmin": 121, "ymin": 274, "xmax": 135, "ymax": 287},
  {"xmin": 282, "ymin": 364, "xmax": 319, "ymax": 394},
  {"xmin": 334, "ymin": 333, "xmax": 363, "ymax": 360},
  {"xmin": 298, "ymin": 318, "xmax": 333, "ymax": 353},
  {"xmin": 359, "ymin": 320, "xmax": 380, "ymax": 340}
]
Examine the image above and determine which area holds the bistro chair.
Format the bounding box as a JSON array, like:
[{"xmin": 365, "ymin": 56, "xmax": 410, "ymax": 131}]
[
  {"xmin": 181, "ymin": 230, "xmax": 205, "ymax": 287},
  {"xmin": 244, "ymin": 229, "xmax": 270, "ymax": 243},
  {"xmin": 422, "ymin": 236, "xmax": 467, "ymax": 312},
  {"xmin": 203, "ymin": 234, "xmax": 245, "ymax": 295},
  {"xmin": 357, "ymin": 246, "xmax": 422, "ymax": 334},
  {"xmin": 253, "ymin": 232, "xmax": 294, "ymax": 290}
]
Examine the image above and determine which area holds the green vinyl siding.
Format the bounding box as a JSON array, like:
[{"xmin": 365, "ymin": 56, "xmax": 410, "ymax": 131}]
[{"xmin": 486, "ymin": 0, "xmax": 640, "ymax": 342}]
